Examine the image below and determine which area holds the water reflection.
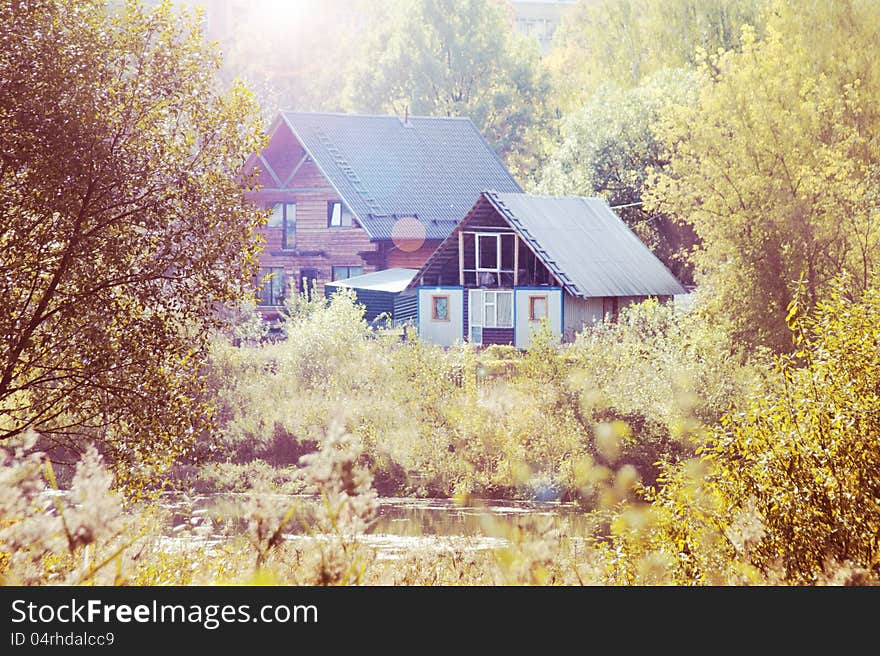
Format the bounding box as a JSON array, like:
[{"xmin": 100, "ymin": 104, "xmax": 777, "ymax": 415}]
[{"xmin": 161, "ymin": 493, "xmax": 591, "ymax": 559}]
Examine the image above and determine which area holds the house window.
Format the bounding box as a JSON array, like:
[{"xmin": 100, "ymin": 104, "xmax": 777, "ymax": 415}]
[
  {"xmin": 477, "ymin": 234, "xmax": 498, "ymax": 270},
  {"xmin": 300, "ymin": 268, "xmax": 319, "ymax": 300},
  {"xmin": 529, "ymin": 295, "xmax": 548, "ymax": 322},
  {"xmin": 431, "ymin": 295, "xmax": 450, "ymax": 321},
  {"xmin": 469, "ymin": 289, "xmax": 513, "ymax": 330},
  {"xmin": 268, "ymin": 203, "xmax": 296, "ymax": 250},
  {"xmin": 463, "ymin": 232, "xmax": 516, "ymax": 287},
  {"xmin": 267, "ymin": 204, "xmax": 284, "ymax": 228},
  {"xmin": 256, "ymin": 267, "xmax": 286, "ymax": 306},
  {"xmin": 331, "ymin": 265, "xmax": 364, "ymax": 281},
  {"xmin": 328, "ymin": 201, "xmax": 352, "ymax": 228}
]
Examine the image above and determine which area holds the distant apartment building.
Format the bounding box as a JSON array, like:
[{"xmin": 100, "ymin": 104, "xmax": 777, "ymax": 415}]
[
  {"xmin": 188, "ymin": 0, "xmax": 247, "ymax": 48},
  {"xmin": 510, "ymin": 0, "xmax": 577, "ymax": 53},
  {"xmin": 186, "ymin": 0, "xmax": 578, "ymax": 56}
]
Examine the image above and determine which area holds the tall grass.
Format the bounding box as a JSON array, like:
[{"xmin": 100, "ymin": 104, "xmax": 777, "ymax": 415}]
[{"xmin": 6, "ymin": 288, "xmax": 875, "ymax": 585}]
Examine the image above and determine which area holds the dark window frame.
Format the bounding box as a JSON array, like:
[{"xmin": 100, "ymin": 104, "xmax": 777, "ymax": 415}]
[
  {"xmin": 256, "ymin": 267, "xmax": 286, "ymax": 306},
  {"xmin": 268, "ymin": 202, "xmax": 296, "ymax": 250},
  {"xmin": 331, "ymin": 265, "xmax": 364, "ymax": 281},
  {"xmin": 281, "ymin": 203, "xmax": 296, "ymax": 250},
  {"xmin": 327, "ymin": 201, "xmax": 352, "ymax": 228}
]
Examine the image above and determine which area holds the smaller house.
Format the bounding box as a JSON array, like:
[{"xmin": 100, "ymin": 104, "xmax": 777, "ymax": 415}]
[
  {"xmin": 398, "ymin": 191, "xmax": 687, "ymax": 348},
  {"xmin": 324, "ymin": 268, "xmax": 418, "ymax": 325}
]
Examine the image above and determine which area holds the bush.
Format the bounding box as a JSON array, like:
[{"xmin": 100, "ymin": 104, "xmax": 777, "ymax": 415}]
[
  {"xmin": 191, "ymin": 293, "xmax": 760, "ymax": 504},
  {"xmin": 566, "ymin": 297, "xmax": 765, "ymax": 486},
  {"xmin": 603, "ymin": 284, "xmax": 880, "ymax": 584},
  {"xmin": 706, "ymin": 283, "xmax": 880, "ymax": 582}
]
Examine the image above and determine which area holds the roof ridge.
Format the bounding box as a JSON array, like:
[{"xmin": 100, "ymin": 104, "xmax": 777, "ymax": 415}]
[
  {"xmin": 461, "ymin": 122, "xmax": 523, "ymax": 192},
  {"xmin": 483, "ymin": 191, "xmax": 582, "ymax": 296},
  {"xmin": 494, "ymin": 191, "xmax": 607, "ymax": 202},
  {"xmin": 281, "ymin": 110, "xmax": 474, "ymax": 121}
]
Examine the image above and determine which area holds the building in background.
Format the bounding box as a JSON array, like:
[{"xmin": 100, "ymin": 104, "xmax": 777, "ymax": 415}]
[
  {"xmin": 197, "ymin": 0, "xmax": 248, "ymax": 45},
  {"xmin": 242, "ymin": 112, "xmax": 521, "ymax": 322},
  {"xmin": 510, "ymin": 0, "xmax": 577, "ymax": 53},
  {"xmin": 182, "ymin": 0, "xmax": 578, "ymax": 57}
]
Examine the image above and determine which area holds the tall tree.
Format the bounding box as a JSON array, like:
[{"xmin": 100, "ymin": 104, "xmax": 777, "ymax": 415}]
[
  {"xmin": 547, "ymin": 0, "xmax": 761, "ymax": 113},
  {"xmin": 539, "ymin": 68, "xmax": 701, "ymax": 283},
  {"xmin": 347, "ymin": 0, "xmax": 552, "ymax": 183},
  {"xmin": 0, "ymin": 0, "xmax": 264, "ymax": 485},
  {"xmin": 645, "ymin": 0, "xmax": 880, "ymax": 352}
]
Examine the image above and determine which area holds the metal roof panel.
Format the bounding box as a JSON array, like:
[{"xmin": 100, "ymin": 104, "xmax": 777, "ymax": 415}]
[
  {"xmin": 281, "ymin": 112, "xmax": 522, "ymax": 241},
  {"xmin": 485, "ymin": 192, "xmax": 687, "ymax": 298}
]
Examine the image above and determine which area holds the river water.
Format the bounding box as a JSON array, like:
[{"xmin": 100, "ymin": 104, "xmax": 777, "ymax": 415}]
[{"xmin": 161, "ymin": 494, "xmax": 592, "ymax": 560}]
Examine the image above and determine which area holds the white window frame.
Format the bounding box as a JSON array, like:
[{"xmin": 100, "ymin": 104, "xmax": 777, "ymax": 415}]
[
  {"xmin": 476, "ymin": 233, "xmax": 502, "ymax": 273},
  {"xmin": 469, "ymin": 289, "xmax": 513, "ymax": 331},
  {"xmin": 462, "ymin": 232, "xmax": 516, "ymax": 287}
]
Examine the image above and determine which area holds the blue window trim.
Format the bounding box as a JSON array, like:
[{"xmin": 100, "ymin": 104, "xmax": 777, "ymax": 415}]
[
  {"xmin": 511, "ymin": 286, "xmax": 563, "ymax": 349},
  {"xmin": 512, "ymin": 286, "xmax": 563, "ymax": 291},
  {"xmin": 513, "ymin": 291, "xmax": 517, "ymax": 348},
  {"xmin": 561, "ymin": 292, "xmax": 565, "ymax": 337}
]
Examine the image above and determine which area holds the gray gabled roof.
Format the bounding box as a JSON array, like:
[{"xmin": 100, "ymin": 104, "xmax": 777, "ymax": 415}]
[
  {"xmin": 280, "ymin": 112, "xmax": 522, "ymax": 241},
  {"xmin": 484, "ymin": 192, "xmax": 687, "ymax": 298}
]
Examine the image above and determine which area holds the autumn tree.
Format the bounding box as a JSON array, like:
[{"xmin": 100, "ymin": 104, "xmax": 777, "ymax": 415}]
[
  {"xmin": 547, "ymin": 0, "xmax": 761, "ymax": 113},
  {"xmin": 347, "ymin": 0, "xmax": 551, "ymax": 182},
  {"xmin": 613, "ymin": 282, "xmax": 880, "ymax": 584},
  {"xmin": 705, "ymin": 282, "xmax": 880, "ymax": 582},
  {"xmin": 645, "ymin": 0, "xmax": 880, "ymax": 352},
  {"xmin": 539, "ymin": 68, "xmax": 701, "ymax": 283},
  {"xmin": 0, "ymin": 0, "xmax": 265, "ymax": 485}
]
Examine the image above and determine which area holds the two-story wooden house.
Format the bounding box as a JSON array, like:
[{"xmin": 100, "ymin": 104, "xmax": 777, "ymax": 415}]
[
  {"xmin": 400, "ymin": 191, "xmax": 687, "ymax": 348},
  {"xmin": 242, "ymin": 111, "xmax": 522, "ymax": 318}
]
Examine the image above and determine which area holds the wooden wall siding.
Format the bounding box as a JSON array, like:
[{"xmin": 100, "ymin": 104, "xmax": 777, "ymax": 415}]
[
  {"xmin": 415, "ymin": 196, "xmax": 556, "ymax": 289},
  {"xmin": 246, "ymin": 123, "xmax": 380, "ymax": 299},
  {"xmin": 385, "ymin": 240, "xmax": 441, "ymax": 269},
  {"xmin": 481, "ymin": 328, "xmax": 515, "ymax": 346},
  {"xmin": 563, "ymin": 295, "xmax": 604, "ymax": 336}
]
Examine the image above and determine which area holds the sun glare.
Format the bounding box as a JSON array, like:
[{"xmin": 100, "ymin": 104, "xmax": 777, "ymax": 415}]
[{"xmin": 242, "ymin": 0, "xmax": 310, "ymax": 31}]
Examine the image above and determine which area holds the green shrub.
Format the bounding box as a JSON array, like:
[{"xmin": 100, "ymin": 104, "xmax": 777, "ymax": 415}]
[
  {"xmin": 706, "ymin": 283, "xmax": 880, "ymax": 582},
  {"xmin": 603, "ymin": 284, "xmax": 880, "ymax": 585}
]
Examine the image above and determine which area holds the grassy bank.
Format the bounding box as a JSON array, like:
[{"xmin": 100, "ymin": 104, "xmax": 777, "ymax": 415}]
[
  {"xmin": 5, "ymin": 288, "xmax": 880, "ymax": 585},
  {"xmin": 178, "ymin": 291, "xmax": 757, "ymax": 502}
]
